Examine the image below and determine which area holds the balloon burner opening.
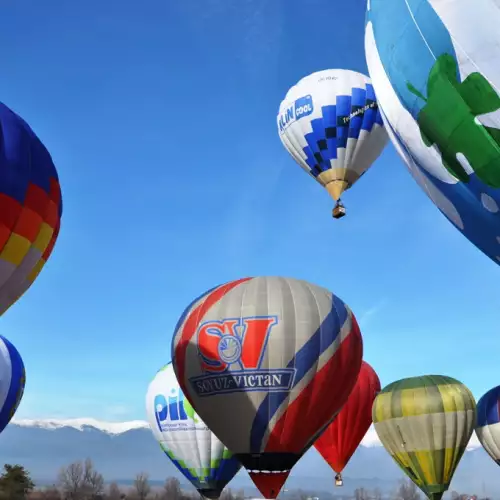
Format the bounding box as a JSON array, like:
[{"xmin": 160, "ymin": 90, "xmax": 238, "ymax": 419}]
[
  {"xmin": 235, "ymin": 452, "xmax": 299, "ymax": 472},
  {"xmin": 198, "ymin": 488, "xmax": 222, "ymax": 500}
]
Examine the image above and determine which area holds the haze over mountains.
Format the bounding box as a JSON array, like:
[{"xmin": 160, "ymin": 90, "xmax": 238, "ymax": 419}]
[{"xmin": 0, "ymin": 419, "xmax": 495, "ymax": 497}]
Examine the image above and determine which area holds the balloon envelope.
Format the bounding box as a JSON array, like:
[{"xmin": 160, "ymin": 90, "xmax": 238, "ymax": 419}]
[
  {"xmin": 172, "ymin": 276, "xmax": 363, "ymax": 499},
  {"xmin": 475, "ymin": 385, "xmax": 500, "ymax": 465},
  {"xmin": 145, "ymin": 363, "xmax": 241, "ymax": 499},
  {"xmin": 0, "ymin": 102, "xmax": 62, "ymax": 315},
  {"xmin": 373, "ymin": 375, "xmax": 476, "ymax": 500},
  {"xmin": 365, "ymin": 0, "xmax": 500, "ymax": 265},
  {"xmin": 277, "ymin": 69, "xmax": 388, "ymax": 210},
  {"xmin": 0, "ymin": 335, "xmax": 25, "ymax": 432},
  {"xmin": 314, "ymin": 361, "xmax": 380, "ymax": 480}
]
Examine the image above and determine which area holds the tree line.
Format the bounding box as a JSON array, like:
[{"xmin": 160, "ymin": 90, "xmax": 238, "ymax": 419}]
[
  {"xmin": 0, "ymin": 459, "xmax": 245, "ymax": 500},
  {"xmin": 353, "ymin": 483, "xmax": 489, "ymax": 500},
  {"xmin": 0, "ymin": 459, "xmax": 490, "ymax": 500}
]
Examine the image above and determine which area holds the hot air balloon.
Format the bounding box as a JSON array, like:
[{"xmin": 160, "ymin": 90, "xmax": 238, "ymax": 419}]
[
  {"xmin": 365, "ymin": 0, "xmax": 500, "ymax": 266},
  {"xmin": 475, "ymin": 385, "xmax": 500, "ymax": 465},
  {"xmin": 277, "ymin": 69, "xmax": 388, "ymax": 219},
  {"xmin": 373, "ymin": 375, "xmax": 476, "ymax": 500},
  {"xmin": 0, "ymin": 335, "xmax": 25, "ymax": 431},
  {"xmin": 171, "ymin": 276, "xmax": 363, "ymax": 499},
  {"xmin": 0, "ymin": 102, "xmax": 62, "ymax": 315},
  {"xmin": 314, "ymin": 360, "xmax": 380, "ymax": 487},
  {"xmin": 146, "ymin": 363, "xmax": 241, "ymax": 499}
]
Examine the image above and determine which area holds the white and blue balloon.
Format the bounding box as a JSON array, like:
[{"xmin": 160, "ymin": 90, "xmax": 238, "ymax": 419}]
[{"xmin": 366, "ymin": 0, "xmax": 500, "ymax": 265}]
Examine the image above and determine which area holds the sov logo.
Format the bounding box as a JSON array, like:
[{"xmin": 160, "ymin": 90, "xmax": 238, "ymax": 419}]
[
  {"xmin": 190, "ymin": 316, "xmax": 296, "ymax": 397},
  {"xmin": 278, "ymin": 95, "xmax": 314, "ymax": 133}
]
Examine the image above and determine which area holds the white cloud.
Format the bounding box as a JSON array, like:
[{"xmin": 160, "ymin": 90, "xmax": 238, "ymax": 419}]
[
  {"xmin": 358, "ymin": 300, "xmax": 387, "ymax": 328},
  {"xmin": 360, "ymin": 424, "xmax": 382, "ymax": 447}
]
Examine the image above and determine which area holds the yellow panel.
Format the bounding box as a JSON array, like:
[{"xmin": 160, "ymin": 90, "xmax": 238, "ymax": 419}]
[
  {"xmin": 392, "ymin": 450, "xmax": 413, "ymax": 469},
  {"xmin": 373, "ymin": 392, "xmax": 393, "ymax": 422},
  {"xmin": 400, "ymin": 388, "xmax": 428, "ymax": 417},
  {"xmin": 437, "ymin": 384, "xmax": 465, "ymax": 413},
  {"xmin": 392, "ymin": 451, "xmax": 426, "ymax": 489},
  {"xmin": 27, "ymin": 258, "xmax": 46, "ymax": 283},
  {"xmin": 442, "ymin": 447, "xmax": 455, "ymax": 482},
  {"xmin": 413, "ymin": 450, "xmax": 436, "ymax": 485},
  {"xmin": 33, "ymin": 223, "xmax": 54, "ymax": 253},
  {"xmin": 0, "ymin": 233, "xmax": 31, "ymax": 266}
]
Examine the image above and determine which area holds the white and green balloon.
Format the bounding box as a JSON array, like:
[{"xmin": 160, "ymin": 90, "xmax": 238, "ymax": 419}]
[{"xmin": 145, "ymin": 363, "xmax": 241, "ymax": 499}]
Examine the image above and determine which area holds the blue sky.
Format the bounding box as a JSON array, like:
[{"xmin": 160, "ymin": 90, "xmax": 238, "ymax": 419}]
[{"xmin": 0, "ymin": 0, "xmax": 498, "ymax": 422}]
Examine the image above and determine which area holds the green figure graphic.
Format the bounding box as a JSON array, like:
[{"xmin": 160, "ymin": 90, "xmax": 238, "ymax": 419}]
[
  {"xmin": 183, "ymin": 397, "xmax": 200, "ymax": 424},
  {"xmin": 407, "ymin": 53, "xmax": 500, "ymax": 188}
]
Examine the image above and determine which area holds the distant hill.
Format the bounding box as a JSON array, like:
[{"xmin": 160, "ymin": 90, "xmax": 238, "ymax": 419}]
[{"xmin": 0, "ymin": 418, "xmax": 495, "ymax": 498}]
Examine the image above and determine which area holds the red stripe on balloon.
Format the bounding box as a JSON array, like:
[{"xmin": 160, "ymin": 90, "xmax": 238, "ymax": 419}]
[
  {"xmin": 174, "ymin": 277, "xmax": 252, "ymax": 388},
  {"xmin": 264, "ymin": 322, "xmax": 363, "ymax": 453}
]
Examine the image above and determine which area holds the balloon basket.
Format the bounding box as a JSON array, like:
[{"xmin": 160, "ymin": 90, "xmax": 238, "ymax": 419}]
[
  {"xmin": 332, "ymin": 203, "xmax": 346, "ymax": 219},
  {"xmin": 335, "ymin": 474, "xmax": 343, "ymax": 487}
]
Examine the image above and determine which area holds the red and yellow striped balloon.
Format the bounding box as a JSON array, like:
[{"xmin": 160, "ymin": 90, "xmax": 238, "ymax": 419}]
[{"xmin": 0, "ymin": 102, "xmax": 62, "ymax": 315}]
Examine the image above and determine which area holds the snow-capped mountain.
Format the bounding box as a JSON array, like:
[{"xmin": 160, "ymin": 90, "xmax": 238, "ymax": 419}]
[
  {"xmin": 13, "ymin": 418, "xmax": 149, "ymax": 435},
  {"xmin": 0, "ymin": 419, "xmax": 494, "ymax": 496},
  {"xmin": 12, "ymin": 419, "xmax": 483, "ymax": 449}
]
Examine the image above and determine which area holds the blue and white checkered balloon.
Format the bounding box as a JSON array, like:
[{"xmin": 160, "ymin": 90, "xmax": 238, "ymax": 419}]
[{"xmin": 277, "ymin": 69, "xmax": 389, "ymax": 213}]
